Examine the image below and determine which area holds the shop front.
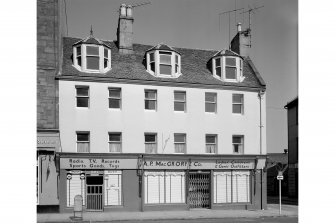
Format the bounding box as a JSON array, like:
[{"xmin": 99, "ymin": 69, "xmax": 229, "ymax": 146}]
[{"xmin": 58, "ymin": 153, "xmax": 267, "ymax": 213}]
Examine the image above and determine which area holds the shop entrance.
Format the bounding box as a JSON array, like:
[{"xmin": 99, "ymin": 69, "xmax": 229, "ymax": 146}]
[
  {"xmin": 188, "ymin": 171, "xmax": 210, "ymax": 208},
  {"xmin": 86, "ymin": 176, "xmax": 103, "ymax": 211}
]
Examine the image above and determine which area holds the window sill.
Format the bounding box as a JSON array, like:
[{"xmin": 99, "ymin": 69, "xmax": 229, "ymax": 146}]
[
  {"xmin": 205, "ymin": 112, "xmax": 217, "ymax": 114},
  {"xmin": 145, "ymin": 109, "xmax": 157, "ymax": 112},
  {"xmin": 108, "ymin": 108, "xmax": 121, "ymax": 111},
  {"xmin": 174, "ymin": 110, "xmax": 186, "ymax": 113},
  {"xmin": 76, "ymin": 107, "xmax": 89, "ymax": 109}
]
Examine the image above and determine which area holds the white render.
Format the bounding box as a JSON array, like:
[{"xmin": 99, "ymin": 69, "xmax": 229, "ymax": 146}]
[{"xmin": 59, "ymin": 80, "xmax": 266, "ymax": 155}]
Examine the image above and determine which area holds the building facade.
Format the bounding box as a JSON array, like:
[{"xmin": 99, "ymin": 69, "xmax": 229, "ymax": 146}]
[
  {"xmin": 284, "ymin": 98, "xmax": 298, "ymax": 198},
  {"xmin": 38, "ymin": 1, "xmax": 268, "ymax": 213}
]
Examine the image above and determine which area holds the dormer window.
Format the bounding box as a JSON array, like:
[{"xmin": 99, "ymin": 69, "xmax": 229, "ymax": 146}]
[
  {"xmin": 146, "ymin": 44, "xmax": 181, "ymax": 78},
  {"xmin": 73, "ymin": 35, "xmax": 111, "ymax": 73},
  {"xmin": 211, "ymin": 50, "xmax": 244, "ymax": 83}
]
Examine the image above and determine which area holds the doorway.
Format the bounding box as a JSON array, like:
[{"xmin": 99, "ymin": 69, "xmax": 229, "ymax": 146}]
[
  {"xmin": 86, "ymin": 176, "xmax": 103, "ymax": 211},
  {"xmin": 188, "ymin": 171, "xmax": 211, "ymax": 208}
]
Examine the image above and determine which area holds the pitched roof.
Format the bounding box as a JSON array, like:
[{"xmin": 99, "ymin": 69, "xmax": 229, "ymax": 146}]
[
  {"xmin": 60, "ymin": 37, "xmax": 266, "ymax": 90},
  {"xmin": 146, "ymin": 43, "xmax": 180, "ymax": 54},
  {"xmin": 211, "ymin": 49, "xmax": 242, "ymax": 59},
  {"xmin": 73, "ymin": 36, "xmax": 111, "ymax": 48}
]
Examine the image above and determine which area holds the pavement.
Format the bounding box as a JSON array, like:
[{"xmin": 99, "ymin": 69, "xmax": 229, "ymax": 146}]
[
  {"xmin": 267, "ymin": 196, "xmax": 298, "ymax": 206},
  {"xmin": 37, "ymin": 204, "xmax": 298, "ymax": 222}
]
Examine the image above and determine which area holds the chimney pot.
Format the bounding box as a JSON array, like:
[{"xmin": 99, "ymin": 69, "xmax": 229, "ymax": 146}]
[
  {"xmin": 126, "ymin": 5, "xmax": 133, "ymax": 17},
  {"xmin": 237, "ymin": 23, "xmax": 242, "ymax": 32},
  {"xmin": 120, "ymin": 4, "xmax": 126, "ymax": 16}
]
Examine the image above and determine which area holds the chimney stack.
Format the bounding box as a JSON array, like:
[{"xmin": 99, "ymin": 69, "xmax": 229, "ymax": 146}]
[
  {"xmin": 117, "ymin": 4, "xmax": 134, "ymax": 54},
  {"xmin": 230, "ymin": 23, "xmax": 251, "ymax": 57}
]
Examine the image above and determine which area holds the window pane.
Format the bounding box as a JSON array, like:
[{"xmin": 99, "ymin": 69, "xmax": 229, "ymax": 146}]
[
  {"xmin": 149, "ymin": 53, "xmax": 155, "ymax": 62},
  {"xmin": 215, "ymin": 58, "xmax": 221, "ymax": 67},
  {"xmin": 145, "ymin": 100, "xmax": 156, "ymax": 110},
  {"xmin": 109, "ymin": 143, "xmax": 122, "ymax": 152},
  {"xmin": 76, "ymin": 87, "xmax": 88, "ymax": 96},
  {"xmin": 109, "ymin": 134, "xmax": 121, "ymax": 142},
  {"xmin": 175, "ymin": 64, "xmax": 179, "ymax": 73},
  {"xmin": 104, "ymin": 58, "xmax": 108, "ymax": 68},
  {"xmin": 109, "ymin": 99, "xmax": 120, "ymax": 108},
  {"xmin": 233, "ymin": 144, "xmax": 240, "ymax": 153},
  {"xmin": 233, "ymin": 104, "xmax": 242, "ymax": 113},
  {"xmin": 86, "ymin": 46, "xmax": 99, "ymax": 55},
  {"xmin": 205, "ymin": 93, "xmax": 216, "ymax": 102},
  {"xmin": 174, "ymin": 102, "xmax": 185, "ymax": 111},
  {"xmin": 206, "ymin": 135, "xmax": 216, "ymax": 143},
  {"xmin": 233, "ymin": 136, "xmax": 241, "ymax": 143},
  {"xmin": 145, "ymin": 134, "xmax": 156, "ymax": 143},
  {"xmin": 87, "ymin": 57, "xmax": 99, "ymax": 70},
  {"xmin": 109, "ymin": 89, "xmax": 121, "ymax": 98},
  {"xmin": 233, "ymin": 94, "xmax": 243, "ymax": 103},
  {"xmin": 205, "ymin": 103, "xmax": 216, "ymax": 113},
  {"xmin": 77, "ymin": 133, "xmax": 89, "ymax": 141},
  {"xmin": 174, "ymin": 134, "xmax": 185, "ymax": 143},
  {"xmin": 77, "ymin": 56, "xmax": 82, "ymax": 66},
  {"xmin": 160, "ymin": 64, "xmax": 171, "ymax": 75},
  {"xmin": 160, "ymin": 54, "xmax": 171, "ymax": 64},
  {"xmin": 216, "ymin": 67, "xmax": 222, "ymax": 77},
  {"xmin": 77, "ymin": 142, "xmax": 89, "ymax": 152},
  {"xmin": 226, "ymin": 57, "xmax": 236, "ymax": 66},
  {"xmin": 150, "ymin": 62, "xmax": 155, "ymax": 72},
  {"xmin": 206, "ymin": 144, "xmax": 216, "ymax": 153},
  {"xmin": 175, "ymin": 144, "xmax": 185, "ymax": 153},
  {"xmin": 104, "ymin": 48, "xmax": 108, "ymax": 58},
  {"xmin": 226, "ymin": 67, "xmax": 236, "ymax": 79},
  {"xmin": 174, "ymin": 92, "xmax": 185, "ymax": 101},
  {"xmin": 76, "ymin": 46, "xmax": 81, "ymax": 56},
  {"xmin": 77, "ymin": 98, "xmax": 89, "ymax": 107},
  {"xmin": 145, "ymin": 91, "xmax": 156, "ymax": 99}
]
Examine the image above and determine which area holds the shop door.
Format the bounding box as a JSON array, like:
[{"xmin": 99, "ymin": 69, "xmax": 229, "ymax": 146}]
[
  {"xmin": 188, "ymin": 172, "xmax": 210, "ymax": 208},
  {"xmin": 86, "ymin": 176, "xmax": 103, "ymax": 211}
]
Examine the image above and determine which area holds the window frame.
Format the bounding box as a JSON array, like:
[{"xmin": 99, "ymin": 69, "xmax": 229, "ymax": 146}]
[
  {"xmin": 108, "ymin": 132, "xmax": 122, "ymax": 153},
  {"xmin": 76, "ymin": 132, "xmax": 90, "ymax": 153},
  {"xmin": 145, "ymin": 133, "xmax": 157, "ymax": 154},
  {"xmin": 205, "ymin": 134, "xmax": 217, "ymax": 154},
  {"xmin": 232, "ymin": 135, "xmax": 244, "ymax": 154},
  {"xmin": 144, "ymin": 89, "xmax": 157, "ymax": 111},
  {"xmin": 174, "ymin": 91, "xmax": 186, "ymax": 112},
  {"xmin": 108, "ymin": 87, "xmax": 122, "ymax": 109},
  {"xmin": 225, "ymin": 57, "xmax": 237, "ymax": 80},
  {"xmin": 174, "ymin": 133, "xmax": 186, "ymax": 154},
  {"xmin": 76, "ymin": 86, "xmax": 89, "ymax": 108},
  {"xmin": 232, "ymin": 93, "xmax": 244, "ymax": 114},
  {"xmin": 205, "ymin": 92, "xmax": 217, "ymax": 113}
]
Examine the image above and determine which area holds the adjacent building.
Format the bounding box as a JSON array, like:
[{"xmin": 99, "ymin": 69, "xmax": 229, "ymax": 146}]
[
  {"xmin": 284, "ymin": 97, "xmax": 298, "ymax": 198},
  {"xmin": 37, "ymin": 1, "xmax": 268, "ymax": 213}
]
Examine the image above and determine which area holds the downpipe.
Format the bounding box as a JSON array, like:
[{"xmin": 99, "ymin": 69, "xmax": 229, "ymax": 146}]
[{"xmin": 258, "ymin": 89, "xmax": 265, "ymax": 209}]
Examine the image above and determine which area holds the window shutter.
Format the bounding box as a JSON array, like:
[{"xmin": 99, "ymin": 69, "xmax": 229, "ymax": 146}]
[
  {"xmin": 144, "ymin": 172, "xmax": 164, "ymax": 204},
  {"xmin": 232, "ymin": 171, "xmax": 250, "ymax": 203},
  {"xmin": 104, "ymin": 171, "xmax": 122, "ymax": 206},
  {"xmin": 166, "ymin": 172, "xmax": 185, "ymax": 203},
  {"xmin": 214, "ymin": 172, "xmax": 232, "ymax": 203},
  {"xmin": 67, "ymin": 174, "xmax": 85, "ymax": 207}
]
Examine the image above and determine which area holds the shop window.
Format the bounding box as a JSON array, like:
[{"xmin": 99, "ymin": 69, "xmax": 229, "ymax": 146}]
[
  {"xmin": 67, "ymin": 173, "xmax": 86, "ymax": 207},
  {"xmin": 232, "ymin": 135, "xmax": 244, "ymax": 154},
  {"xmin": 205, "ymin": 92, "xmax": 217, "ymax": 113},
  {"xmin": 77, "ymin": 132, "xmax": 90, "ymax": 153},
  {"xmin": 145, "ymin": 133, "xmax": 157, "ymax": 154},
  {"xmin": 104, "ymin": 171, "xmax": 122, "ymax": 206},
  {"xmin": 174, "ymin": 133, "xmax": 186, "ymax": 153},
  {"xmin": 206, "ymin": 134, "xmax": 217, "ymax": 154},
  {"xmin": 145, "ymin": 90, "xmax": 157, "ymax": 110},
  {"xmin": 109, "ymin": 133, "xmax": 122, "ymax": 153},
  {"xmin": 213, "ymin": 171, "xmax": 250, "ymax": 204},
  {"xmin": 232, "ymin": 94, "xmax": 244, "ymax": 114},
  {"xmin": 108, "ymin": 88, "xmax": 121, "ymax": 109},
  {"xmin": 76, "ymin": 86, "xmax": 89, "ymax": 108},
  {"xmin": 144, "ymin": 171, "xmax": 185, "ymax": 204},
  {"xmin": 174, "ymin": 91, "xmax": 186, "ymax": 112}
]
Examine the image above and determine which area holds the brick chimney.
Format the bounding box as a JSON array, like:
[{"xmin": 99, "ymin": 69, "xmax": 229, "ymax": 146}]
[
  {"xmin": 117, "ymin": 4, "xmax": 134, "ymax": 54},
  {"xmin": 230, "ymin": 23, "xmax": 251, "ymax": 57}
]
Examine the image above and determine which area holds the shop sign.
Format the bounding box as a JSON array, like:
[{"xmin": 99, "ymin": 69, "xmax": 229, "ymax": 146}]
[
  {"xmin": 37, "ymin": 134, "xmax": 60, "ymax": 148},
  {"xmin": 141, "ymin": 159, "xmax": 254, "ymax": 170},
  {"xmin": 60, "ymin": 158, "xmax": 137, "ymax": 169}
]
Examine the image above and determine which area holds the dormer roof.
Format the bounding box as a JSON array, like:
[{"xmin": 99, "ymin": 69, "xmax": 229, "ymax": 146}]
[
  {"xmin": 211, "ymin": 49, "xmax": 243, "ymax": 59},
  {"xmin": 73, "ymin": 36, "xmax": 111, "ymax": 49},
  {"xmin": 146, "ymin": 43, "xmax": 180, "ymax": 54}
]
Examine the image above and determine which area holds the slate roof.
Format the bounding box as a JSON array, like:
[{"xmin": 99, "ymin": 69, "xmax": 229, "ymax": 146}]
[
  {"xmin": 60, "ymin": 37, "xmax": 266, "ymax": 90},
  {"xmin": 146, "ymin": 43, "xmax": 180, "ymax": 54}
]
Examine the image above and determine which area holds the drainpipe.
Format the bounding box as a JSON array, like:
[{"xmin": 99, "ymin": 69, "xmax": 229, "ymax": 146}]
[{"xmin": 258, "ymin": 89, "xmax": 265, "ymax": 209}]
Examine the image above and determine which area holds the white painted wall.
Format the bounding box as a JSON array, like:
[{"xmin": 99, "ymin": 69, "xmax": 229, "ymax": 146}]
[{"xmin": 59, "ymin": 80, "xmax": 266, "ymax": 155}]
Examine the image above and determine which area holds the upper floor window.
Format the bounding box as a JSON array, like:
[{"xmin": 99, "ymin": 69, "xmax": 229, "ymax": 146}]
[
  {"xmin": 212, "ymin": 53, "xmax": 244, "ymax": 82},
  {"xmin": 232, "ymin": 135, "xmax": 244, "ymax": 154},
  {"xmin": 232, "ymin": 94, "xmax": 244, "ymax": 114},
  {"xmin": 174, "ymin": 91, "xmax": 186, "ymax": 112},
  {"xmin": 205, "ymin": 92, "xmax": 217, "ymax": 113},
  {"xmin": 109, "ymin": 88, "xmax": 121, "ymax": 109},
  {"xmin": 146, "ymin": 48, "xmax": 181, "ymax": 78},
  {"xmin": 174, "ymin": 134, "xmax": 186, "ymax": 153},
  {"xmin": 73, "ymin": 44, "xmax": 111, "ymax": 73},
  {"xmin": 77, "ymin": 132, "xmax": 90, "ymax": 153},
  {"xmin": 206, "ymin": 134, "xmax": 217, "ymax": 154},
  {"xmin": 145, "ymin": 133, "xmax": 157, "ymax": 154},
  {"xmin": 109, "ymin": 133, "xmax": 122, "ymax": 153},
  {"xmin": 145, "ymin": 90, "xmax": 157, "ymax": 110},
  {"xmin": 76, "ymin": 86, "xmax": 89, "ymax": 108}
]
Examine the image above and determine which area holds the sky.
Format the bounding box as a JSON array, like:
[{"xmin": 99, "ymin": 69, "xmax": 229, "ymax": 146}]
[{"xmin": 63, "ymin": 0, "xmax": 298, "ymax": 153}]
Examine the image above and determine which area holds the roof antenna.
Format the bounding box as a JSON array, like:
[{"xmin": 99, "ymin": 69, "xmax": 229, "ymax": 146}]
[
  {"xmin": 219, "ymin": 7, "xmax": 244, "ymax": 50},
  {"xmin": 240, "ymin": 5, "xmax": 264, "ymax": 48},
  {"xmin": 90, "ymin": 25, "xmax": 94, "ymax": 37}
]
